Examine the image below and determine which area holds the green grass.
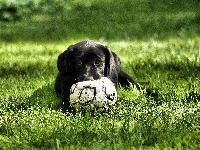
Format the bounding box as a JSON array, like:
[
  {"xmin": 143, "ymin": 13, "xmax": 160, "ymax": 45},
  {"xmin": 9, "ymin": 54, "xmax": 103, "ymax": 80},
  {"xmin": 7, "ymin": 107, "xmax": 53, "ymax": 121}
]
[{"xmin": 0, "ymin": 0, "xmax": 200, "ymax": 149}]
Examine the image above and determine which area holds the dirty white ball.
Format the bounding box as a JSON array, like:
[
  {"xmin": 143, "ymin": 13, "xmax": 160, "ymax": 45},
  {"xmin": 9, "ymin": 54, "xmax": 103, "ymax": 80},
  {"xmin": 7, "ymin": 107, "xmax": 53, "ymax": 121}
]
[{"xmin": 70, "ymin": 77, "xmax": 117, "ymax": 111}]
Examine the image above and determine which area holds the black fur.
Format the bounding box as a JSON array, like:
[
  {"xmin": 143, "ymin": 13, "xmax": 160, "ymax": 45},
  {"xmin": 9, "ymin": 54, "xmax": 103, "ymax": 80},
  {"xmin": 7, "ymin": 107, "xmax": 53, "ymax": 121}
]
[{"xmin": 55, "ymin": 40, "xmax": 141, "ymax": 112}]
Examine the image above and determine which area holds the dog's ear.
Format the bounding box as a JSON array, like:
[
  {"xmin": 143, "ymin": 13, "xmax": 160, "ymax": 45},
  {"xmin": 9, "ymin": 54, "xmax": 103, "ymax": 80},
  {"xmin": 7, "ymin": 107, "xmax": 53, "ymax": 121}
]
[
  {"xmin": 101, "ymin": 45, "xmax": 121, "ymax": 84},
  {"xmin": 57, "ymin": 47, "xmax": 74, "ymax": 75}
]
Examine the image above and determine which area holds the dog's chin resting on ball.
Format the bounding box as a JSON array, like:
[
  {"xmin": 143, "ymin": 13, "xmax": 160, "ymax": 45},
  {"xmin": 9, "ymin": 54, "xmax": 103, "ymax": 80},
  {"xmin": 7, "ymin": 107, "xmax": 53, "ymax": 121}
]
[{"xmin": 55, "ymin": 40, "xmax": 147, "ymax": 113}]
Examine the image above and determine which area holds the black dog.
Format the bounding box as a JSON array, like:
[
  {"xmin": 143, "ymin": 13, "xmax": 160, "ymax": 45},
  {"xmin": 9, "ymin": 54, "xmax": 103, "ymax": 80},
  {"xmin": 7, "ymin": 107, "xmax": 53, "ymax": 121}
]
[{"xmin": 55, "ymin": 40, "xmax": 141, "ymax": 112}]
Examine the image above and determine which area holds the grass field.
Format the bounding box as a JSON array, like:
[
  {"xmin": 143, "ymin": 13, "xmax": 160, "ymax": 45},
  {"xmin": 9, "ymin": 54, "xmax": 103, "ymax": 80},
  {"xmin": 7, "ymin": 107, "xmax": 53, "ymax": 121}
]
[{"xmin": 0, "ymin": 0, "xmax": 200, "ymax": 149}]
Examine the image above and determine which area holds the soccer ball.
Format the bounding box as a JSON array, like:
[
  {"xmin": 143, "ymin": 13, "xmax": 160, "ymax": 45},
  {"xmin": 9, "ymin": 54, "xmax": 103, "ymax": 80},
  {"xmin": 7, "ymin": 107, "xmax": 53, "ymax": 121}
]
[{"xmin": 70, "ymin": 77, "xmax": 117, "ymax": 111}]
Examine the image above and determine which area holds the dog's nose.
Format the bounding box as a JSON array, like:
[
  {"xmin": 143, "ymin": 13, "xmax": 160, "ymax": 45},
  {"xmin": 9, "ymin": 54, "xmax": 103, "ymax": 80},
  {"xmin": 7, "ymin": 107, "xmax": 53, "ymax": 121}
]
[
  {"xmin": 83, "ymin": 75, "xmax": 94, "ymax": 81},
  {"xmin": 77, "ymin": 75, "xmax": 94, "ymax": 82}
]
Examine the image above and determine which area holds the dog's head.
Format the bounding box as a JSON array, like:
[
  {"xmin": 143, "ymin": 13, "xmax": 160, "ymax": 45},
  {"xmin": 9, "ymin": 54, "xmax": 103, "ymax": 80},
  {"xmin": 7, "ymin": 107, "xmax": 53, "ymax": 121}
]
[{"xmin": 57, "ymin": 40, "xmax": 121, "ymax": 84}]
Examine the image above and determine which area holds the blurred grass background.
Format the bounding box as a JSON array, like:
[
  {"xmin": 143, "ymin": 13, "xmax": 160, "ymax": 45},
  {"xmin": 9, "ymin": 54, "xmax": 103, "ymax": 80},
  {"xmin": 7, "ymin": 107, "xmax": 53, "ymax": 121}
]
[{"xmin": 0, "ymin": 0, "xmax": 200, "ymax": 42}]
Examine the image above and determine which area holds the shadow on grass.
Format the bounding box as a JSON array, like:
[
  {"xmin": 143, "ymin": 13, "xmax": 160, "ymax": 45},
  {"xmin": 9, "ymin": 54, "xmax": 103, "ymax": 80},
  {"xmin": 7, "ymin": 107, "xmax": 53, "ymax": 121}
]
[
  {"xmin": 132, "ymin": 61, "xmax": 200, "ymax": 80},
  {"xmin": 125, "ymin": 60, "xmax": 200, "ymax": 103},
  {"xmin": 0, "ymin": 62, "xmax": 57, "ymax": 78},
  {"xmin": 1, "ymin": 82, "xmax": 58, "ymax": 112},
  {"xmin": 0, "ymin": 0, "xmax": 200, "ymax": 42}
]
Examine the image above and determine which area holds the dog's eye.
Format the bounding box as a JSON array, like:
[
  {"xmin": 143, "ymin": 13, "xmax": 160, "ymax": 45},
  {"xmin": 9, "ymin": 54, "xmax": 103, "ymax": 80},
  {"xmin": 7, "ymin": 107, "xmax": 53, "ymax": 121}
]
[
  {"xmin": 94, "ymin": 60, "xmax": 101, "ymax": 65},
  {"xmin": 77, "ymin": 61, "xmax": 82, "ymax": 66}
]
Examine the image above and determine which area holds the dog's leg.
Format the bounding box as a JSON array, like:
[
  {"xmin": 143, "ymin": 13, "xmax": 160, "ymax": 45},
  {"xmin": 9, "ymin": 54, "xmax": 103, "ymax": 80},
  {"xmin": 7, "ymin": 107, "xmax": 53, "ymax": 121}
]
[
  {"xmin": 118, "ymin": 70, "xmax": 141, "ymax": 90},
  {"xmin": 58, "ymin": 75, "xmax": 76, "ymax": 113},
  {"xmin": 118, "ymin": 71, "xmax": 159, "ymax": 100}
]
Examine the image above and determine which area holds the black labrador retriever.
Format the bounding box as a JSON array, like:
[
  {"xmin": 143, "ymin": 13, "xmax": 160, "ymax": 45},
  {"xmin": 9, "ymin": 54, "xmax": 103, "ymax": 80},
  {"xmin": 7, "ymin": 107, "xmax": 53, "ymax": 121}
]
[{"xmin": 55, "ymin": 40, "xmax": 141, "ymax": 112}]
